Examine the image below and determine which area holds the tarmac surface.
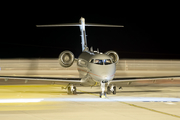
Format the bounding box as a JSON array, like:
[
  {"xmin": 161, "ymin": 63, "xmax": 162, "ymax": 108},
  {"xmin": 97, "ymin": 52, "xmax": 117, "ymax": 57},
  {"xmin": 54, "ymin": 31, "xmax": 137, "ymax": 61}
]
[
  {"xmin": 0, "ymin": 85, "xmax": 180, "ymax": 120},
  {"xmin": 0, "ymin": 59, "xmax": 180, "ymax": 119}
]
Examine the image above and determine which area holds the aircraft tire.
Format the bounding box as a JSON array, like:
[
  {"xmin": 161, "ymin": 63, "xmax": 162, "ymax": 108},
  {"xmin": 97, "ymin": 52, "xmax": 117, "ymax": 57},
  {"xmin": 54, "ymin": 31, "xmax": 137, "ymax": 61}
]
[
  {"xmin": 107, "ymin": 86, "xmax": 111, "ymax": 94},
  {"xmin": 113, "ymin": 86, "xmax": 116, "ymax": 94},
  {"xmin": 100, "ymin": 93, "xmax": 107, "ymax": 98},
  {"xmin": 67, "ymin": 87, "xmax": 71, "ymax": 94},
  {"xmin": 73, "ymin": 87, "xmax": 76, "ymax": 94}
]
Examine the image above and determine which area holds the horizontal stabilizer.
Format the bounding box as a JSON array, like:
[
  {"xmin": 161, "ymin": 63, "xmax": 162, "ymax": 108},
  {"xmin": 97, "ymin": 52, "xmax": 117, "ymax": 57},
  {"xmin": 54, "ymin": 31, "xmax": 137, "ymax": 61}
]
[
  {"xmin": 36, "ymin": 23, "xmax": 80, "ymax": 27},
  {"xmin": 36, "ymin": 17, "xmax": 124, "ymax": 52},
  {"xmin": 36, "ymin": 23, "xmax": 124, "ymax": 27},
  {"xmin": 85, "ymin": 23, "xmax": 124, "ymax": 27}
]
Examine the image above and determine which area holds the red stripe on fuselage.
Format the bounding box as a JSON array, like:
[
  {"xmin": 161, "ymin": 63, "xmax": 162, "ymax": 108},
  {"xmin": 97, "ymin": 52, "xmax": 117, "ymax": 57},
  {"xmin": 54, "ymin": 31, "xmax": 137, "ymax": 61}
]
[{"xmin": 77, "ymin": 68, "xmax": 114, "ymax": 79}]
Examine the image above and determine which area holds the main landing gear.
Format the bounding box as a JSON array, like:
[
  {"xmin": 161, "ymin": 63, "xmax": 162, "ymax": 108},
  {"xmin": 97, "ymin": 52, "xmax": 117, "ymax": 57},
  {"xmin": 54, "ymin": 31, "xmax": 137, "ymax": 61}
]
[
  {"xmin": 107, "ymin": 85, "xmax": 116, "ymax": 94},
  {"xmin": 67, "ymin": 84, "xmax": 76, "ymax": 94}
]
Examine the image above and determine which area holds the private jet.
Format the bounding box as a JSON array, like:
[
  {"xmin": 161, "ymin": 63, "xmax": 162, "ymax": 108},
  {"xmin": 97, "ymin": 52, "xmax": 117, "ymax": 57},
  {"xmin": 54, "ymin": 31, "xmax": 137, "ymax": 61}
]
[{"xmin": 0, "ymin": 17, "xmax": 179, "ymax": 98}]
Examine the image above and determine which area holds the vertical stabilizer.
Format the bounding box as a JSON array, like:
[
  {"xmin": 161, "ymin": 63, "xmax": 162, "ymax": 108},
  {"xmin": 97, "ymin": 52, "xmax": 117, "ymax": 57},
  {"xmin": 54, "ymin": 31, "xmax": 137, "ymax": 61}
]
[
  {"xmin": 36, "ymin": 17, "xmax": 124, "ymax": 52},
  {"xmin": 79, "ymin": 17, "xmax": 88, "ymax": 51}
]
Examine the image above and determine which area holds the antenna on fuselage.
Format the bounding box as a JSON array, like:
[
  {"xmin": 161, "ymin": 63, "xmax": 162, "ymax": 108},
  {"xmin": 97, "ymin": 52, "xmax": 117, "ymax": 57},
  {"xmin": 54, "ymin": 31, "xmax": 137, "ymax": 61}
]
[
  {"xmin": 97, "ymin": 48, "xmax": 99, "ymax": 53},
  {"xmin": 36, "ymin": 17, "xmax": 124, "ymax": 52},
  {"xmin": 90, "ymin": 46, "xmax": 93, "ymax": 52}
]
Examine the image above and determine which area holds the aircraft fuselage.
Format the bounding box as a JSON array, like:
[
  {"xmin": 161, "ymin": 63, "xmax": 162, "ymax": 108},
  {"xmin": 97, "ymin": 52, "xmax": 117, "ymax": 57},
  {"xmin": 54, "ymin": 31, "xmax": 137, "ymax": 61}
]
[{"xmin": 77, "ymin": 51, "xmax": 116, "ymax": 86}]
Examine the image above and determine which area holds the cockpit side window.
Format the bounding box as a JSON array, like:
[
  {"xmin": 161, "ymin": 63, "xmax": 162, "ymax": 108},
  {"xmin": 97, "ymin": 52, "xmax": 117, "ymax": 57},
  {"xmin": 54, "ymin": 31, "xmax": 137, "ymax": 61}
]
[
  {"xmin": 89, "ymin": 59, "xmax": 94, "ymax": 63},
  {"xmin": 104, "ymin": 59, "xmax": 112, "ymax": 65},
  {"xmin": 95, "ymin": 59, "xmax": 103, "ymax": 65}
]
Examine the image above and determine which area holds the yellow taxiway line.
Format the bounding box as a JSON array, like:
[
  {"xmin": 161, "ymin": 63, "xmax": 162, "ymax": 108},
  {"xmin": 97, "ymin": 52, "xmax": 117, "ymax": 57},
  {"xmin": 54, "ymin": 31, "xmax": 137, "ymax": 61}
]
[{"xmin": 77, "ymin": 89, "xmax": 180, "ymax": 119}]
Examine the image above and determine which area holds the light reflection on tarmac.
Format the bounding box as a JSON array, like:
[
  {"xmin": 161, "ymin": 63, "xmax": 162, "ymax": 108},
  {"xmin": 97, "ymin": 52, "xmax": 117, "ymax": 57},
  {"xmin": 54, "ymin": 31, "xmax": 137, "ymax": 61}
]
[
  {"xmin": 0, "ymin": 59, "xmax": 180, "ymax": 119},
  {"xmin": 1, "ymin": 97, "xmax": 180, "ymax": 103},
  {"xmin": 0, "ymin": 85, "xmax": 180, "ymax": 120},
  {"xmin": 0, "ymin": 85, "xmax": 180, "ymax": 107}
]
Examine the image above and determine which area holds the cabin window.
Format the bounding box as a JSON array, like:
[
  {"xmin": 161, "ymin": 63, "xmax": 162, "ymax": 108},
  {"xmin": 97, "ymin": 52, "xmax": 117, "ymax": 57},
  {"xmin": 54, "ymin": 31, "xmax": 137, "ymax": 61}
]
[
  {"xmin": 78, "ymin": 59, "xmax": 87, "ymax": 67},
  {"xmin": 104, "ymin": 59, "xmax": 112, "ymax": 65},
  {"xmin": 80, "ymin": 60, "xmax": 86, "ymax": 65}
]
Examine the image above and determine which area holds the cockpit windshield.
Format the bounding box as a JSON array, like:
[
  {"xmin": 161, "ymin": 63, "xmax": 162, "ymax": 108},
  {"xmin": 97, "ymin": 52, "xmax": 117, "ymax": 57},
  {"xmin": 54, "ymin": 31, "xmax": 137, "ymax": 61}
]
[
  {"xmin": 104, "ymin": 59, "xmax": 112, "ymax": 65},
  {"xmin": 89, "ymin": 59, "xmax": 112, "ymax": 65},
  {"xmin": 95, "ymin": 59, "xmax": 103, "ymax": 65}
]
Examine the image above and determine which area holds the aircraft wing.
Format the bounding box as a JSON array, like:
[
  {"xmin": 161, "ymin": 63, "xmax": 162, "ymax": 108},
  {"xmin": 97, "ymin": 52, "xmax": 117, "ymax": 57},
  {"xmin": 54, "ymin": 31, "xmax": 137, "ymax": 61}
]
[
  {"xmin": 0, "ymin": 76, "xmax": 81, "ymax": 85},
  {"xmin": 111, "ymin": 75, "xmax": 180, "ymax": 86},
  {"xmin": 112, "ymin": 76, "xmax": 180, "ymax": 82}
]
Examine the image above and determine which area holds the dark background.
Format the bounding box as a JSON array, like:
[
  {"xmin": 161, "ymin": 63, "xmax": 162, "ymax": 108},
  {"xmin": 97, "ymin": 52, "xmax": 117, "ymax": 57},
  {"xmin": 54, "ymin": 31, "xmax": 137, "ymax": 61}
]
[{"xmin": 1, "ymin": 6, "xmax": 179, "ymax": 59}]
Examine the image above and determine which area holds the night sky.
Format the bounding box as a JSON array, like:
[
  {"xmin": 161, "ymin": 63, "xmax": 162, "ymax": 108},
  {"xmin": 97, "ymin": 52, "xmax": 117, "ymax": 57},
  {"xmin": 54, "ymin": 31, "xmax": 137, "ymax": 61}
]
[{"xmin": 1, "ymin": 10, "xmax": 179, "ymax": 59}]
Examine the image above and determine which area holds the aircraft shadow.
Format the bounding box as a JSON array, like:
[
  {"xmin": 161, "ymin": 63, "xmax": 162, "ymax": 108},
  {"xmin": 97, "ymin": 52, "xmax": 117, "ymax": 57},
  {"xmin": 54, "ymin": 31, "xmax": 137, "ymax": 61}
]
[
  {"xmin": 5, "ymin": 91, "xmax": 67, "ymax": 94},
  {"xmin": 76, "ymin": 90, "xmax": 161, "ymax": 94},
  {"xmin": 1, "ymin": 90, "xmax": 162, "ymax": 95},
  {"xmin": 116, "ymin": 90, "xmax": 162, "ymax": 93},
  {"xmin": 76, "ymin": 91, "xmax": 101, "ymax": 94}
]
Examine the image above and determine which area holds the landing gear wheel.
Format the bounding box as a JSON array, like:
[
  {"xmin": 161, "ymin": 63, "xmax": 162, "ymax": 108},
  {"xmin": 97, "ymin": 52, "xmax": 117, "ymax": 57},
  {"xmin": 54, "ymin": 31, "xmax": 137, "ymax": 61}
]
[
  {"xmin": 107, "ymin": 86, "xmax": 111, "ymax": 94},
  {"xmin": 67, "ymin": 86, "xmax": 76, "ymax": 95},
  {"xmin": 67, "ymin": 87, "xmax": 72, "ymax": 94},
  {"xmin": 100, "ymin": 93, "xmax": 107, "ymax": 98},
  {"xmin": 73, "ymin": 87, "xmax": 76, "ymax": 94},
  {"xmin": 113, "ymin": 86, "xmax": 116, "ymax": 94},
  {"xmin": 119, "ymin": 87, "xmax": 123, "ymax": 90}
]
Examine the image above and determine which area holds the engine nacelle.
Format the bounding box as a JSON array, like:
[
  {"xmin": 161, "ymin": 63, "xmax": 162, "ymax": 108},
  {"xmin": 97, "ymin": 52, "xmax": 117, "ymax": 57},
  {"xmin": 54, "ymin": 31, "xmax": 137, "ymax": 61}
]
[
  {"xmin": 59, "ymin": 51, "xmax": 74, "ymax": 67},
  {"xmin": 104, "ymin": 51, "xmax": 119, "ymax": 64}
]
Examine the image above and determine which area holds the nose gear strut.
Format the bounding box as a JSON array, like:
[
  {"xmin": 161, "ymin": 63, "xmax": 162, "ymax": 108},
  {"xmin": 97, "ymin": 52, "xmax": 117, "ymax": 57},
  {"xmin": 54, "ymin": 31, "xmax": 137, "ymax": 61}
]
[{"xmin": 100, "ymin": 82, "xmax": 106, "ymax": 98}]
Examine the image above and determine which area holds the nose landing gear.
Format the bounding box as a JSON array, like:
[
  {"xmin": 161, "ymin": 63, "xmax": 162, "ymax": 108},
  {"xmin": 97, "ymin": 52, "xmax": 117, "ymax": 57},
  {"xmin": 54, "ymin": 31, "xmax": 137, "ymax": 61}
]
[{"xmin": 100, "ymin": 82, "xmax": 107, "ymax": 98}]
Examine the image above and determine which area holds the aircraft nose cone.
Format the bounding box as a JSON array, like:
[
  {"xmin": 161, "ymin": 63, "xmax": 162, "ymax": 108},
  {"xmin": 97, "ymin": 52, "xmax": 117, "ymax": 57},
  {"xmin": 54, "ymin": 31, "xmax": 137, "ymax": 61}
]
[
  {"xmin": 101, "ymin": 71, "xmax": 113, "ymax": 79},
  {"xmin": 101, "ymin": 75, "xmax": 111, "ymax": 83},
  {"xmin": 103, "ymin": 75, "xmax": 108, "ymax": 80},
  {"xmin": 102, "ymin": 75, "xmax": 111, "ymax": 81}
]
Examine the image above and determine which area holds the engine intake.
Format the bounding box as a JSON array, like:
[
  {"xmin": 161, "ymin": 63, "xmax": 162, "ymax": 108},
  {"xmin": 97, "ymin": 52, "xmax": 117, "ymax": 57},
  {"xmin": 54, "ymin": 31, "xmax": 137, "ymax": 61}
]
[
  {"xmin": 59, "ymin": 51, "xmax": 74, "ymax": 67},
  {"xmin": 105, "ymin": 51, "xmax": 119, "ymax": 64}
]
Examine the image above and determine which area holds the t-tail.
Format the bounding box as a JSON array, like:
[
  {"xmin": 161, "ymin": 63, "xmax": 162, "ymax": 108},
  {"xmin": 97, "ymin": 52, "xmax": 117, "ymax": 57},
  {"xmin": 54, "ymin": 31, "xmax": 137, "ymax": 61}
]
[
  {"xmin": 79, "ymin": 17, "xmax": 88, "ymax": 51},
  {"xmin": 36, "ymin": 17, "xmax": 124, "ymax": 51}
]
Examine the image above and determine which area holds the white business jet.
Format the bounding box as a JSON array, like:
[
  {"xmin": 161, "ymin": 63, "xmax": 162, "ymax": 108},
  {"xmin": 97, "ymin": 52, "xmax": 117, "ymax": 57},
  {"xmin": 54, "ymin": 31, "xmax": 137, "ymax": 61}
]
[{"xmin": 0, "ymin": 17, "xmax": 179, "ymax": 98}]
